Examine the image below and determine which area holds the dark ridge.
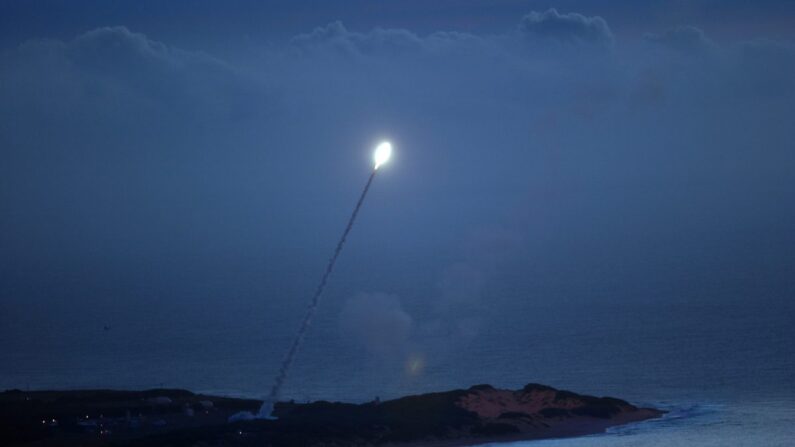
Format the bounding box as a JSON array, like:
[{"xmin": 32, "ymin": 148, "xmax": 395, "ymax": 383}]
[
  {"xmin": 498, "ymin": 411, "xmax": 532, "ymax": 419},
  {"xmin": 471, "ymin": 422, "xmax": 521, "ymax": 436},
  {"xmin": 52, "ymin": 389, "xmax": 195, "ymax": 404},
  {"xmin": 469, "ymin": 384, "xmax": 496, "ymax": 391},
  {"xmin": 571, "ymin": 399, "xmax": 626, "ymax": 418},
  {"xmin": 540, "ymin": 407, "xmax": 571, "ymax": 418},
  {"xmin": 522, "ymin": 383, "xmax": 556, "ymax": 393},
  {"xmin": 553, "ymin": 389, "xmax": 582, "ymax": 401},
  {"xmin": 599, "ymin": 396, "xmax": 631, "ymax": 406}
]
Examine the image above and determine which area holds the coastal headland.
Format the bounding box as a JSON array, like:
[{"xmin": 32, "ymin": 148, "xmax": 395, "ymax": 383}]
[{"xmin": 1, "ymin": 383, "xmax": 664, "ymax": 446}]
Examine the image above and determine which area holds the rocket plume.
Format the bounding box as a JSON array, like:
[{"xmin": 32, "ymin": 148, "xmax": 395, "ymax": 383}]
[{"xmin": 257, "ymin": 168, "xmax": 380, "ymax": 418}]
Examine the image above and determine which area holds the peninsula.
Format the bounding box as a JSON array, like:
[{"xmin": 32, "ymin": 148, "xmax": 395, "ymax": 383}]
[{"xmin": 1, "ymin": 383, "xmax": 664, "ymax": 446}]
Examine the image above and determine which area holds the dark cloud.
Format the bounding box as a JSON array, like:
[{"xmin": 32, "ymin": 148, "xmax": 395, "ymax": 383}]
[
  {"xmin": 69, "ymin": 26, "xmax": 192, "ymax": 66},
  {"xmin": 0, "ymin": 25, "xmax": 272, "ymax": 270},
  {"xmin": 19, "ymin": 26, "xmax": 231, "ymax": 83},
  {"xmin": 291, "ymin": 21, "xmax": 424, "ymax": 56},
  {"xmin": 734, "ymin": 38, "xmax": 795, "ymax": 97},
  {"xmin": 2, "ymin": 9, "xmax": 795, "ymax": 393},
  {"xmin": 3, "ymin": 26, "xmax": 260, "ymax": 126},
  {"xmin": 290, "ymin": 11, "xmax": 620, "ymax": 62},
  {"xmin": 644, "ymin": 26, "xmax": 714, "ymax": 53},
  {"xmin": 518, "ymin": 8, "xmax": 614, "ymax": 46},
  {"xmin": 288, "ymin": 20, "xmax": 491, "ymax": 60}
]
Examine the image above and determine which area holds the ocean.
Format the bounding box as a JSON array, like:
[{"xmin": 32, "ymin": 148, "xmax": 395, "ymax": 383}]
[{"xmin": 2, "ymin": 283, "xmax": 794, "ymax": 446}]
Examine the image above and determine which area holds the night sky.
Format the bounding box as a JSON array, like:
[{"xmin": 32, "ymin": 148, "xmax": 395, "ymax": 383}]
[{"xmin": 1, "ymin": 1, "xmax": 794, "ymax": 381}]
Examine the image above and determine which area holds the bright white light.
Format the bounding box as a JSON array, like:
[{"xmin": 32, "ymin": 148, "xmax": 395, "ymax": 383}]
[{"xmin": 374, "ymin": 142, "xmax": 392, "ymax": 170}]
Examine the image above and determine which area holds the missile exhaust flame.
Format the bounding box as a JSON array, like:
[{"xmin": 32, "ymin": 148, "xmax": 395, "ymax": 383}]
[{"xmin": 374, "ymin": 142, "xmax": 392, "ymax": 170}]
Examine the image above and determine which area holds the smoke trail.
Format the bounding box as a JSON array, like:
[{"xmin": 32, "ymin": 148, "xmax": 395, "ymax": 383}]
[{"xmin": 257, "ymin": 169, "xmax": 378, "ymax": 417}]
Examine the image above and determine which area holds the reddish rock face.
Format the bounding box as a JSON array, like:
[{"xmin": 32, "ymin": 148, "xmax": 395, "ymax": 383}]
[
  {"xmin": 459, "ymin": 386, "xmax": 564, "ymax": 418},
  {"xmin": 453, "ymin": 382, "xmax": 663, "ymax": 441}
]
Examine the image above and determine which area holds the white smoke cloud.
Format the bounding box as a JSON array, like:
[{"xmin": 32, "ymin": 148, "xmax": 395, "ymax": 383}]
[
  {"xmin": 426, "ymin": 229, "xmax": 523, "ymax": 342},
  {"xmin": 339, "ymin": 293, "xmax": 413, "ymax": 357}
]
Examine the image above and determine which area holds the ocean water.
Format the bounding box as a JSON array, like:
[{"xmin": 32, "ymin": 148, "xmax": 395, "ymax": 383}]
[
  {"xmin": 481, "ymin": 401, "xmax": 795, "ymax": 446},
  {"xmin": 2, "ymin": 283, "xmax": 794, "ymax": 445}
]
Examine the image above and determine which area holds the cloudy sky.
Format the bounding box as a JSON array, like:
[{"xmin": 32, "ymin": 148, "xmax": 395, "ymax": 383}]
[{"xmin": 1, "ymin": 1, "xmax": 794, "ymax": 371}]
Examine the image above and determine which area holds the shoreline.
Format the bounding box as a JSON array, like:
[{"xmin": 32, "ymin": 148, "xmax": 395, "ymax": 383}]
[{"xmin": 395, "ymin": 409, "xmax": 662, "ymax": 446}]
